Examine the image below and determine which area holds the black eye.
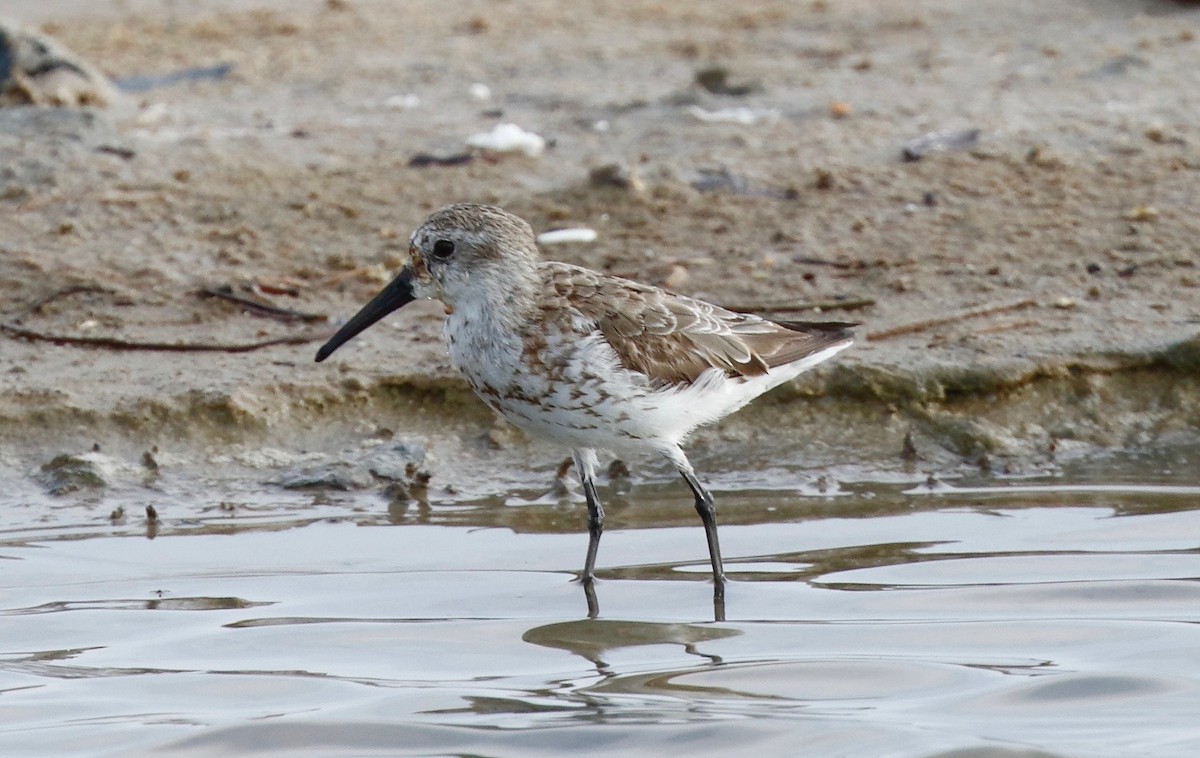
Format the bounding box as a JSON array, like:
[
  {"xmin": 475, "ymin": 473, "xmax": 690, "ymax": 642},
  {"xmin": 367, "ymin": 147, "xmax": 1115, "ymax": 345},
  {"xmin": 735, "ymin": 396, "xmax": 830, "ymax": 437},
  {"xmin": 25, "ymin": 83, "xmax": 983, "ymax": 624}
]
[{"xmin": 432, "ymin": 239, "xmax": 455, "ymax": 260}]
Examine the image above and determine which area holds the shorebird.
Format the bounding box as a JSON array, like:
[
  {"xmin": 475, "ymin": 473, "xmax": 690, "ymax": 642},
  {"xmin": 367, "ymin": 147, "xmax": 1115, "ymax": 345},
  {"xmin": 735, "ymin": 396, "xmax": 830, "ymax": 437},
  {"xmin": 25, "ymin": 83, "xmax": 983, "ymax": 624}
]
[{"xmin": 316, "ymin": 204, "xmax": 853, "ymax": 618}]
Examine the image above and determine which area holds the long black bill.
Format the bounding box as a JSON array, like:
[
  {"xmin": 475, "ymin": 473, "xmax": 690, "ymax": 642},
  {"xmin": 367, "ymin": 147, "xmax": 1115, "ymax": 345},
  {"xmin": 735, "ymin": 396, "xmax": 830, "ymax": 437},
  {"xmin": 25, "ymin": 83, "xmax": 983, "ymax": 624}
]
[{"xmin": 315, "ymin": 267, "xmax": 416, "ymax": 362}]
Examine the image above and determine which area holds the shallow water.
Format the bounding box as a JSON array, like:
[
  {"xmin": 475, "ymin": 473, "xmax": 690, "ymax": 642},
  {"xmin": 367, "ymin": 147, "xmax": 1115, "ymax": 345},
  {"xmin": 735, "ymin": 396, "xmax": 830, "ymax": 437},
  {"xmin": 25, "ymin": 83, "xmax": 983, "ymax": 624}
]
[{"xmin": 2, "ymin": 454, "xmax": 1200, "ymax": 757}]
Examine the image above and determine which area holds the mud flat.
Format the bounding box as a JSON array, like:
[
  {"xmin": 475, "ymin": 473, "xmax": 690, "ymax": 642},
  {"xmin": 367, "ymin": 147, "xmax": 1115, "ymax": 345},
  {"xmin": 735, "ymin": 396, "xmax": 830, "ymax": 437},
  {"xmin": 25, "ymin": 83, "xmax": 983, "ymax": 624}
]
[{"xmin": 2, "ymin": 0, "xmax": 1198, "ymax": 497}]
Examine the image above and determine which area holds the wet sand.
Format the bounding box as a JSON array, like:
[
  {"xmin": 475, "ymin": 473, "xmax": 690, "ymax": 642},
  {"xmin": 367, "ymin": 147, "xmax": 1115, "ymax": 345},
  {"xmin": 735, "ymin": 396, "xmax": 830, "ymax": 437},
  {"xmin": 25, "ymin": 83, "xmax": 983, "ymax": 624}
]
[{"xmin": 1, "ymin": 0, "xmax": 1198, "ymax": 486}]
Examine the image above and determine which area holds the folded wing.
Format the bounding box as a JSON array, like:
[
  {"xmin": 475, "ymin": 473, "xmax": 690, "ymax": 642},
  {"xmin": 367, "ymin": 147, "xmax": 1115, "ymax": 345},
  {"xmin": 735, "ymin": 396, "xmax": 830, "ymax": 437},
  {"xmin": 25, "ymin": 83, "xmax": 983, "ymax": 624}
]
[{"xmin": 547, "ymin": 263, "xmax": 853, "ymax": 385}]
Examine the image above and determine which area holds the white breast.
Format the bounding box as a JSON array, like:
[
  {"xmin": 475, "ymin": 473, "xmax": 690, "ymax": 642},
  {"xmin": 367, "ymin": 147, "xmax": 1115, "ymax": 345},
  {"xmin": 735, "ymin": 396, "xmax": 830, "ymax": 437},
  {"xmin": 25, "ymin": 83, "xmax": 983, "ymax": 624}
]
[{"xmin": 443, "ymin": 298, "xmax": 524, "ymax": 394}]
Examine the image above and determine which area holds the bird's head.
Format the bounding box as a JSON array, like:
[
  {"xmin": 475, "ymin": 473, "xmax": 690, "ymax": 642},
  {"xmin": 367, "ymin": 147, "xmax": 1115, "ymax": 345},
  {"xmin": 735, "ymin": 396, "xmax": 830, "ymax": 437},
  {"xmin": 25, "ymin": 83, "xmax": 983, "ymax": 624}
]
[{"xmin": 315, "ymin": 204, "xmax": 539, "ymax": 362}]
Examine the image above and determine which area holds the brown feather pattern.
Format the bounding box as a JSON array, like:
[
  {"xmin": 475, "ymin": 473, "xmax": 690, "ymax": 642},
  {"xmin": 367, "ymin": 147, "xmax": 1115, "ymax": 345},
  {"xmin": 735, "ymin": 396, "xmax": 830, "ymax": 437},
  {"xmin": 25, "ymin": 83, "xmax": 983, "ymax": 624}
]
[{"xmin": 541, "ymin": 263, "xmax": 853, "ymax": 386}]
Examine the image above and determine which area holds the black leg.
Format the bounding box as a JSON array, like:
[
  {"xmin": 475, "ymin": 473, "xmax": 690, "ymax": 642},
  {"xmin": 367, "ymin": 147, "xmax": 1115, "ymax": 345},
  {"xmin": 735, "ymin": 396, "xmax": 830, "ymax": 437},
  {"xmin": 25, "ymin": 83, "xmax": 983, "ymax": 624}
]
[
  {"xmin": 574, "ymin": 451, "xmax": 605, "ymax": 619},
  {"xmin": 581, "ymin": 473, "xmax": 604, "ymax": 582},
  {"xmin": 573, "ymin": 451, "xmax": 605, "ymax": 583},
  {"xmin": 680, "ymin": 467, "xmax": 726, "ymax": 622}
]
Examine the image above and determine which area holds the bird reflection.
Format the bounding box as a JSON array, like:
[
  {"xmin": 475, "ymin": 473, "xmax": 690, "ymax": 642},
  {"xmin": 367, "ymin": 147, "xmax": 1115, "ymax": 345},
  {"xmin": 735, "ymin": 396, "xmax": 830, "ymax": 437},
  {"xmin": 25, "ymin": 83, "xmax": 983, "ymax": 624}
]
[{"xmin": 523, "ymin": 618, "xmax": 740, "ymax": 672}]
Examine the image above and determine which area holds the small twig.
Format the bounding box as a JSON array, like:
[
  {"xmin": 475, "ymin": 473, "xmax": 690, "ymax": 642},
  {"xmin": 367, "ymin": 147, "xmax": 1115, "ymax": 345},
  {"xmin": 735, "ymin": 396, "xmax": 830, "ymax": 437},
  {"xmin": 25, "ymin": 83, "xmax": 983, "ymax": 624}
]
[
  {"xmin": 409, "ymin": 152, "xmax": 474, "ymax": 167},
  {"xmin": 792, "ymin": 256, "xmax": 856, "ymax": 269},
  {"xmin": 724, "ymin": 296, "xmax": 876, "ymax": 314},
  {"xmin": 2, "ymin": 285, "xmax": 325, "ymax": 353},
  {"xmin": 14, "ymin": 285, "xmax": 112, "ymax": 319},
  {"xmin": 199, "ymin": 285, "xmax": 326, "ymax": 323},
  {"xmin": 0, "ymin": 322, "xmax": 321, "ymax": 353},
  {"xmin": 96, "ymin": 145, "xmax": 137, "ymax": 160},
  {"xmin": 867, "ymin": 298, "xmax": 1038, "ymax": 341}
]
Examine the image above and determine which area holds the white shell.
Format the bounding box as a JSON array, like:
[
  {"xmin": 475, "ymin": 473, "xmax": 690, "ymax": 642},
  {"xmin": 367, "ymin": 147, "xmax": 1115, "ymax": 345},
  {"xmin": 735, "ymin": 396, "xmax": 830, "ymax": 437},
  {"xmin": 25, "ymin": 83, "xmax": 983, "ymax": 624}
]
[
  {"xmin": 466, "ymin": 123, "xmax": 545, "ymax": 157},
  {"xmin": 536, "ymin": 228, "xmax": 598, "ymax": 245}
]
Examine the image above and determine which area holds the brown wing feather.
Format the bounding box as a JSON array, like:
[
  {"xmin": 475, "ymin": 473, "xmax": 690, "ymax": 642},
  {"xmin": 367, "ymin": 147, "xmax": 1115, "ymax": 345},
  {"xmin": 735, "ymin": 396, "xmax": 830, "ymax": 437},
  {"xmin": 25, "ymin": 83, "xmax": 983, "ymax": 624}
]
[
  {"xmin": 544, "ymin": 263, "xmax": 853, "ymax": 385},
  {"xmin": 741, "ymin": 320, "xmax": 856, "ymax": 371}
]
